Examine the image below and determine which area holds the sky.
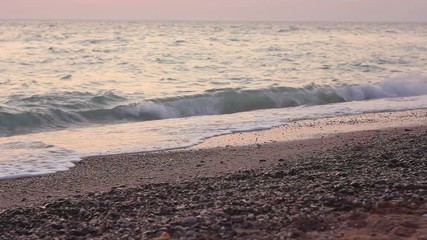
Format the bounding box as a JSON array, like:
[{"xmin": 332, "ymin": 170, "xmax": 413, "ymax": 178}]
[{"xmin": 0, "ymin": 0, "xmax": 426, "ymax": 22}]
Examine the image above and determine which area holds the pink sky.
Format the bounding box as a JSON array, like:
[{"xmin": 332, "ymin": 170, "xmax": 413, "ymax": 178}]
[{"xmin": 0, "ymin": 0, "xmax": 426, "ymax": 22}]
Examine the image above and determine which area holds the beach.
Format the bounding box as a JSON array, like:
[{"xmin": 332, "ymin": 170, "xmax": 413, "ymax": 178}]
[
  {"xmin": 1, "ymin": 17, "xmax": 427, "ymax": 240},
  {"xmin": 1, "ymin": 109, "xmax": 426, "ymax": 239}
]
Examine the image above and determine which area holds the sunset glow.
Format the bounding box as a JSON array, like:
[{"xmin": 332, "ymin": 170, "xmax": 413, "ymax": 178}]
[{"xmin": 1, "ymin": 0, "xmax": 426, "ymax": 22}]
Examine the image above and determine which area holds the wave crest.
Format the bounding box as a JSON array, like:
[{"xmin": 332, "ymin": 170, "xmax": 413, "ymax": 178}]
[{"xmin": 1, "ymin": 75, "xmax": 426, "ymax": 135}]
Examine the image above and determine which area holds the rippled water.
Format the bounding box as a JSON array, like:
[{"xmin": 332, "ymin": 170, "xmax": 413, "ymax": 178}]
[{"xmin": 1, "ymin": 21, "xmax": 427, "ymax": 178}]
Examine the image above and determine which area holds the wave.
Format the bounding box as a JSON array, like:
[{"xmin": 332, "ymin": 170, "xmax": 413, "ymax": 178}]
[
  {"xmin": 1, "ymin": 75, "xmax": 427, "ymax": 136},
  {"xmin": 8, "ymin": 90, "xmax": 125, "ymax": 110}
]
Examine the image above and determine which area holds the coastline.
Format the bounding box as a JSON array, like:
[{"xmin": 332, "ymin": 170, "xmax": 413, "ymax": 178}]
[
  {"xmin": 1, "ymin": 109, "xmax": 426, "ymax": 239},
  {"xmin": 195, "ymin": 109, "xmax": 427, "ymax": 149}
]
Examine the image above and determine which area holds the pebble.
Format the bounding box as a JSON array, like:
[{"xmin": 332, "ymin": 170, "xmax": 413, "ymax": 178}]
[{"xmin": 180, "ymin": 217, "xmax": 198, "ymax": 227}]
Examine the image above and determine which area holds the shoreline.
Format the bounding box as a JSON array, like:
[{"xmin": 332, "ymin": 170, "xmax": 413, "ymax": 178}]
[
  {"xmin": 0, "ymin": 109, "xmax": 426, "ymax": 238},
  {"xmin": 0, "ymin": 109, "xmax": 425, "ymax": 182},
  {"xmin": 0, "ymin": 109, "xmax": 426, "ymax": 210},
  {"xmin": 194, "ymin": 108, "xmax": 427, "ymax": 149}
]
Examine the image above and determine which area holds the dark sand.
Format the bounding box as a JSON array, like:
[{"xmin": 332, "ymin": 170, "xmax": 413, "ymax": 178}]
[{"xmin": 0, "ymin": 110, "xmax": 427, "ymax": 239}]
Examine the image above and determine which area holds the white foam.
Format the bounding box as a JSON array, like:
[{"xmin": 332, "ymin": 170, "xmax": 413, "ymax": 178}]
[
  {"xmin": 0, "ymin": 141, "xmax": 81, "ymax": 180},
  {"xmin": 117, "ymin": 74, "xmax": 427, "ymax": 120},
  {"xmin": 339, "ymin": 74, "xmax": 427, "ymax": 101},
  {"xmin": 120, "ymin": 101, "xmax": 178, "ymax": 119},
  {"xmin": 117, "ymin": 96, "xmax": 222, "ymax": 119}
]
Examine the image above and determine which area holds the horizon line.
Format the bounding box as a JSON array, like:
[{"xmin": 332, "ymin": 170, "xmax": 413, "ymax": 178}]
[{"xmin": 0, "ymin": 18, "xmax": 426, "ymax": 24}]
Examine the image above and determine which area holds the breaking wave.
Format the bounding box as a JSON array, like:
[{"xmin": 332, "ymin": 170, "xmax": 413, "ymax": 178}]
[{"xmin": 1, "ymin": 75, "xmax": 427, "ymax": 136}]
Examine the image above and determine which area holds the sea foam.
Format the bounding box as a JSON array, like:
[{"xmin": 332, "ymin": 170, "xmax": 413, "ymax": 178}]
[
  {"xmin": 338, "ymin": 74, "xmax": 427, "ymax": 100},
  {"xmin": 0, "ymin": 141, "xmax": 81, "ymax": 179}
]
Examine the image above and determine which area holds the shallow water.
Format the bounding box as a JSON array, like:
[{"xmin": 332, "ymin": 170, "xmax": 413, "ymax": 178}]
[{"xmin": 1, "ymin": 21, "xmax": 427, "ymax": 179}]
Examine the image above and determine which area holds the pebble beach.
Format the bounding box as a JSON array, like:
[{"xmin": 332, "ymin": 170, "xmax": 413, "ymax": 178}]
[{"xmin": 1, "ymin": 110, "xmax": 427, "ymax": 239}]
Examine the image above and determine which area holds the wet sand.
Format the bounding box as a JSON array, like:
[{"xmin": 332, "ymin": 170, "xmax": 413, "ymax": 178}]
[{"xmin": 0, "ymin": 109, "xmax": 426, "ymax": 239}]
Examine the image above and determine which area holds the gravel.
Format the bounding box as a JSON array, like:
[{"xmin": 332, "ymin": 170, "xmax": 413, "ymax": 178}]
[{"xmin": 0, "ymin": 127, "xmax": 426, "ymax": 239}]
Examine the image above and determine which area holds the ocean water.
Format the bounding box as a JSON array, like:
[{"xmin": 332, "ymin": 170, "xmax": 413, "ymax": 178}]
[{"xmin": 1, "ymin": 21, "xmax": 427, "ymax": 179}]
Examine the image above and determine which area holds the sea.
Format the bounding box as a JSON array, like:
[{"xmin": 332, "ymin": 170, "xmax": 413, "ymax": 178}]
[{"xmin": 1, "ymin": 21, "xmax": 427, "ymax": 179}]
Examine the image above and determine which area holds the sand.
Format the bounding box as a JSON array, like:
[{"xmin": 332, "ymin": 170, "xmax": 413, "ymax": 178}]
[{"xmin": 0, "ymin": 109, "xmax": 426, "ymax": 239}]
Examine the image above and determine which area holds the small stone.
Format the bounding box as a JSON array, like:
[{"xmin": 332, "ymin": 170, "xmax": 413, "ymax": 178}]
[
  {"xmin": 288, "ymin": 169, "xmax": 297, "ymax": 176},
  {"xmin": 79, "ymin": 208, "xmax": 87, "ymax": 215},
  {"xmin": 50, "ymin": 223, "xmax": 64, "ymax": 230},
  {"xmin": 174, "ymin": 225, "xmax": 186, "ymax": 232},
  {"xmin": 210, "ymin": 224, "xmax": 220, "ymax": 231},
  {"xmin": 186, "ymin": 230, "xmax": 196, "ymax": 237},
  {"xmin": 143, "ymin": 230, "xmax": 156, "ymax": 235},
  {"xmin": 247, "ymin": 213, "xmax": 255, "ymax": 220},
  {"xmin": 181, "ymin": 216, "xmax": 198, "ymax": 227},
  {"xmin": 350, "ymin": 181, "xmax": 361, "ymax": 188},
  {"xmin": 191, "ymin": 195, "xmax": 200, "ymax": 201}
]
